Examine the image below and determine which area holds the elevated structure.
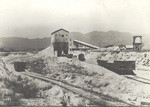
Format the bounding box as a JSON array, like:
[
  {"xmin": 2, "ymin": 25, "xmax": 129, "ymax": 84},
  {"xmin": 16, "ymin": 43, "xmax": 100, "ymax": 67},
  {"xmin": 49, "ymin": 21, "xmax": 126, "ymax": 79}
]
[
  {"xmin": 51, "ymin": 28, "xmax": 71, "ymax": 56},
  {"xmin": 72, "ymin": 40, "xmax": 99, "ymax": 50},
  {"xmin": 133, "ymin": 36, "xmax": 142, "ymax": 52},
  {"xmin": 125, "ymin": 45, "xmax": 133, "ymax": 51},
  {"xmin": 51, "ymin": 29, "xmax": 99, "ymax": 56}
]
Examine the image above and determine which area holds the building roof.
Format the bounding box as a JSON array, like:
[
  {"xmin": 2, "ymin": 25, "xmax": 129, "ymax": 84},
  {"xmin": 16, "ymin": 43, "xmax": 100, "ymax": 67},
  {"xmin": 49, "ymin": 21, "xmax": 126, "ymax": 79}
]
[
  {"xmin": 74, "ymin": 39, "xmax": 99, "ymax": 49},
  {"xmin": 51, "ymin": 28, "xmax": 69, "ymax": 35},
  {"xmin": 126, "ymin": 45, "xmax": 133, "ymax": 49},
  {"xmin": 133, "ymin": 36, "xmax": 142, "ymax": 38}
]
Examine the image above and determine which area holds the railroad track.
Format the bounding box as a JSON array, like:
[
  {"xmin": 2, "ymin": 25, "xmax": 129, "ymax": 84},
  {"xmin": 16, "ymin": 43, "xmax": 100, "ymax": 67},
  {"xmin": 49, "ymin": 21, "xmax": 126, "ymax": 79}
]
[
  {"xmin": 124, "ymin": 75, "xmax": 150, "ymax": 85},
  {"xmin": 21, "ymin": 71, "xmax": 132, "ymax": 106},
  {"xmin": 2, "ymin": 56, "xmax": 148, "ymax": 106}
]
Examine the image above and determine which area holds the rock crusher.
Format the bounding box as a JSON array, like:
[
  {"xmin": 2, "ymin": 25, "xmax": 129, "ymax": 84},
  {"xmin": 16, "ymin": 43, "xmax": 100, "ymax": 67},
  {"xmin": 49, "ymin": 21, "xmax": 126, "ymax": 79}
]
[{"xmin": 51, "ymin": 28, "xmax": 71, "ymax": 57}]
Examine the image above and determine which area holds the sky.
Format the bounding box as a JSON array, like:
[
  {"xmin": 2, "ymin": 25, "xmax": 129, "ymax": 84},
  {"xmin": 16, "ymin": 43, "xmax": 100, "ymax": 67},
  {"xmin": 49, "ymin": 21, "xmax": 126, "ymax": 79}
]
[{"xmin": 0, "ymin": 0, "xmax": 149, "ymax": 38}]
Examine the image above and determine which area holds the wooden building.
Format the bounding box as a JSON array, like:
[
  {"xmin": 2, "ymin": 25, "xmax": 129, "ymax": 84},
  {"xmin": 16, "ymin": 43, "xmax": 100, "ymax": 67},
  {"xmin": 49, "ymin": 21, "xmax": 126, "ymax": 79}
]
[
  {"xmin": 51, "ymin": 28, "xmax": 99, "ymax": 56},
  {"xmin": 51, "ymin": 28, "xmax": 72, "ymax": 56}
]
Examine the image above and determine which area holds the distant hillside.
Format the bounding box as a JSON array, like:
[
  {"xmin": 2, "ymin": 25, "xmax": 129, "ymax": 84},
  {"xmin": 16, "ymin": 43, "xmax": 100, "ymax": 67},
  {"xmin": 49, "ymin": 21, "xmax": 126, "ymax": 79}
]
[
  {"xmin": 70, "ymin": 31, "xmax": 133, "ymax": 47},
  {"xmin": 0, "ymin": 37, "xmax": 51, "ymax": 51},
  {"xmin": 0, "ymin": 31, "xmax": 149, "ymax": 51},
  {"xmin": 70, "ymin": 31, "xmax": 149, "ymax": 49}
]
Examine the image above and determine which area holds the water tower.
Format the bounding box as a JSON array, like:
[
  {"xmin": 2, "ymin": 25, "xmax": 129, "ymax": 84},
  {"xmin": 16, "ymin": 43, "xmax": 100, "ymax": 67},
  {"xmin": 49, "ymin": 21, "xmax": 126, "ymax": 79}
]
[{"xmin": 133, "ymin": 36, "xmax": 142, "ymax": 51}]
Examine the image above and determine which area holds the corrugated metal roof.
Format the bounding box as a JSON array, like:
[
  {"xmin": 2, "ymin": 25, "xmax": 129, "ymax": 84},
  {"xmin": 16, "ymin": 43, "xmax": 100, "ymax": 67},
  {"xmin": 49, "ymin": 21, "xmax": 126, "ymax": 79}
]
[
  {"xmin": 73, "ymin": 39, "xmax": 99, "ymax": 49},
  {"xmin": 51, "ymin": 28, "xmax": 69, "ymax": 35},
  {"xmin": 126, "ymin": 45, "xmax": 133, "ymax": 48}
]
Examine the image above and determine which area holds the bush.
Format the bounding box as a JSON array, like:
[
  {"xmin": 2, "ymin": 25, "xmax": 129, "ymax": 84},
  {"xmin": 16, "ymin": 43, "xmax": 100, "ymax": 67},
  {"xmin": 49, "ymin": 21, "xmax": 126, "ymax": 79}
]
[
  {"xmin": 3, "ymin": 52, "xmax": 10, "ymax": 56},
  {"xmin": 4, "ymin": 76, "xmax": 39, "ymax": 99},
  {"xmin": 28, "ymin": 59, "xmax": 46, "ymax": 75},
  {"xmin": 3, "ymin": 93, "xmax": 21, "ymax": 106}
]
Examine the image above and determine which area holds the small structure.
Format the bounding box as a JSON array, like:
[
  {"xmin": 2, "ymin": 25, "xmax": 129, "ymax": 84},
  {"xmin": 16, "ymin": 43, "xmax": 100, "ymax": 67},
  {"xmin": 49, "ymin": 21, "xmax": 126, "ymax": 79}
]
[
  {"xmin": 78, "ymin": 53, "xmax": 85, "ymax": 61},
  {"xmin": 97, "ymin": 60, "xmax": 135, "ymax": 75},
  {"xmin": 14, "ymin": 62, "xmax": 26, "ymax": 72},
  {"xmin": 125, "ymin": 45, "xmax": 133, "ymax": 51},
  {"xmin": 133, "ymin": 36, "xmax": 142, "ymax": 52}
]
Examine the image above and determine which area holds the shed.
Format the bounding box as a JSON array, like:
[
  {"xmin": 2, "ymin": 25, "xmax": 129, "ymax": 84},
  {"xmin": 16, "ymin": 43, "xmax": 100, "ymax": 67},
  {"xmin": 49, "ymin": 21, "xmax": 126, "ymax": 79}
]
[
  {"xmin": 14, "ymin": 62, "xmax": 26, "ymax": 72},
  {"xmin": 125, "ymin": 45, "xmax": 133, "ymax": 51}
]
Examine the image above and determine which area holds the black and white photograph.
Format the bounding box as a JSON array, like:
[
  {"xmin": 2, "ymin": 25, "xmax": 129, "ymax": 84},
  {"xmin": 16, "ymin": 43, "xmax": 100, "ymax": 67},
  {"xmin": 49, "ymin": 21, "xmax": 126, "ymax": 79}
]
[{"xmin": 0, "ymin": 0, "xmax": 150, "ymax": 106}]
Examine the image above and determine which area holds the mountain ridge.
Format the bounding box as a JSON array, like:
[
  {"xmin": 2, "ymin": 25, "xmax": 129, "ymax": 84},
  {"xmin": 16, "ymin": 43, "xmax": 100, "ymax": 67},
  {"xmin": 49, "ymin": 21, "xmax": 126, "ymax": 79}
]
[{"xmin": 0, "ymin": 31, "xmax": 149, "ymax": 51}]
